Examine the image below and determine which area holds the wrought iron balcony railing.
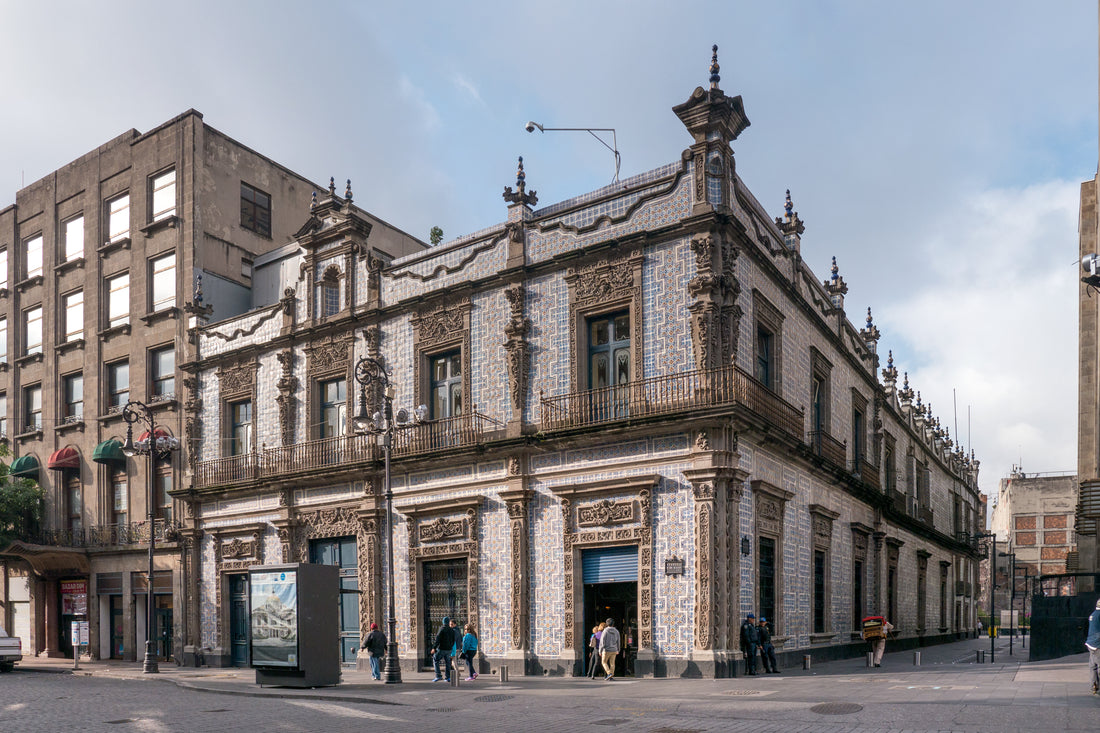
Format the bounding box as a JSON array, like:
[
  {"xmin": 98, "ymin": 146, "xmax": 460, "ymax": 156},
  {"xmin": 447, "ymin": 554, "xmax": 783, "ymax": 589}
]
[
  {"xmin": 848, "ymin": 455, "xmax": 881, "ymax": 491},
  {"xmin": 807, "ymin": 429, "xmax": 846, "ymax": 467},
  {"xmin": 25, "ymin": 519, "xmax": 181, "ymax": 549},
  {"xmin": 538, "ymin": 364, "xmax": 804, "ymax": 438}
]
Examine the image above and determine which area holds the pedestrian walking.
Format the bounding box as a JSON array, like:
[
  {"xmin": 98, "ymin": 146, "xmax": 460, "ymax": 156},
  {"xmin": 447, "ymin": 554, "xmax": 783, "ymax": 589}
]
[
  {"xmin": 431, "ymin": 617, "xmax": 458, "ymax": 682},
  {"xmin": 1086, "ymin": 598, "xmax": 1100, "ymax": 695},
  {"xmin": 757, "ymin": 617, "xmax": 779, "ymax": 673},
  {"xmin": 598, "ymin": 618, "xmax": 621, "ymax": 681},
  {"xmin": 862, "ymin": 616, "xmax": 894, "ymax": 667},
  {"xmin": 459, "ymin": 623, "xmax": 479, "ymax": 681},
  {"xmin": 363, "ymin": 622, "xmax": 387, "ymax": 681},
  {"xmin": 587, "ymin": 623, "xmax": 605, "ymax": 678},
  {"xmin": 740, "ymin": 613, "xmax": 760, "ymax": 675},
  {"xmin": 977, "ymin": 619, "xmax": 983, "ymax": 639}
]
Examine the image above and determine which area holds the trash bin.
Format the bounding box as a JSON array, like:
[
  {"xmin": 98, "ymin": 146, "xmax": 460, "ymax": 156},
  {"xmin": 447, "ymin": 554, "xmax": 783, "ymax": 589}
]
[{"xmin": 803, "ymin": 654, "xmax": 812, "ymax": 670}]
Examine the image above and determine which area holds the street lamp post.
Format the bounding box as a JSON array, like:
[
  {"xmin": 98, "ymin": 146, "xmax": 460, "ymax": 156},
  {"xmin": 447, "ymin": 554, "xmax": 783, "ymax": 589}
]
[
  {"xmin": 121, "ymin": 400, "xmax": 180, "ymax": 675},
  {"xmin": 353, "ymin": 357, "xmax": 426, "ymax": 684},
  {"xmin": 1000, "ymin": 550, "xmax": 1017, "ymax": 656}
]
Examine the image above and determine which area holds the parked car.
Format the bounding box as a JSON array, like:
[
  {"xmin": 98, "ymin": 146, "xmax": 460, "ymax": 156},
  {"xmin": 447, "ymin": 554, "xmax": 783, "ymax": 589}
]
[{"xmin": 0, "ymin": 626, "xmax": 22, "ymax": 672}]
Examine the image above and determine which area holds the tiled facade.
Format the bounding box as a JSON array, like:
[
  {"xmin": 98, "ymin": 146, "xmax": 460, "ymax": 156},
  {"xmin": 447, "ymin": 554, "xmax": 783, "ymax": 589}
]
[{"xmin": 182, "ymin": 56, "xmax": 984, "ymax": 677}]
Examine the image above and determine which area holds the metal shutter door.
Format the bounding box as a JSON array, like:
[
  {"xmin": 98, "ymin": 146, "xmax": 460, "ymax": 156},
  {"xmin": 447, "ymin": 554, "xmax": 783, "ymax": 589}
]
[{"xmin": 582, "ymin": 545, "xmax": 638, "ymax": 584}]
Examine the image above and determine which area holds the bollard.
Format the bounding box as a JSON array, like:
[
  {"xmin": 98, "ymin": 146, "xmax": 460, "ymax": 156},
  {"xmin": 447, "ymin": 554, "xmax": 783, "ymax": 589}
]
[
  {"xmin": 802, "ymin": 654, "xmax": 812, "ymax": 670},
  {"xmin": 977, "ymin": 650, "xmax": 985, "ymax": 664},
  {"xmin": 913, "ymin": 651, "xmax": 921, "ymax": 666},
  {"xmin": 867, "ymin": 651, "xmax": 874, "ymax": 667},
  {"xmin": 499, "ymin": 666, "xmax": 508, "ymax": 683}
]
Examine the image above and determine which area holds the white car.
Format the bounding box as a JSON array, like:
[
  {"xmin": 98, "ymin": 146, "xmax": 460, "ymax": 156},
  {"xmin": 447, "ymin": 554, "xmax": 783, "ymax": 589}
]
[{"xmin": 0, "ymin": 626, "xmax": 22, "ymax": 672}]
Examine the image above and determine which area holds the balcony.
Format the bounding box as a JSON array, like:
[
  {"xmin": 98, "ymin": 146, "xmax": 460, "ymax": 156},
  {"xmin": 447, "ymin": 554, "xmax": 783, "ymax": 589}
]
[
  {"xmin": 538, "ymin": 364, "xmax": 804, "ymax": 438},
  {"xmin": 192, "ymin": 412, "xmax": 499, "ymax": 489},
  {"xmin": 26, "ymin": 519, "xmax": 180, "ymax": 549},
  {"xmin": 849, "ymin": 455, "xmax": 881, "ymax": 491},
  {"xmin": 807, "ymin": 430, "xmax": 846, "ymax": 467}
]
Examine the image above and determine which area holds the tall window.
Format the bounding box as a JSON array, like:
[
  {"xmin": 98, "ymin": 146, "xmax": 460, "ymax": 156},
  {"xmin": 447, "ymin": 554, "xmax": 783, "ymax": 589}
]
[
  {"xmin": 23, "ymin": 234, "xmax": 42, "ymax": 279},
  {"xmin": 150, "ymin": 169, "xmax": 176, "ymax": 221},
  {"xmin": 229, "ymin": 400, "xmax": 252, "ymax": 455},
  {"xmin": 150, "ymin": 347, "xmax": 175, "ymax": 399},
  {"xmin": 884, "ymin": 436, "xmax": 896, "ymax": 492},
  {"xmin": 587, "ymin": 312, "xmax": 630, "ymax": 389},
  {"xmin": 150, "ymin": 253, "xmax": 176, "ymax": 311},
  {"xmin": 939, "ymin": 564, "xmax": 949, "ymax": 630},
  {"xmin": 917, "ymin": 556, "xmax": 928, "ymax": 630},
  {"xmin": 319, "ymin": 378, "xmax": 346, "ymax": 438},
  {"xmin": 811, "ymin": 374, "xmax": 826, "ymax": 433},
  {"xmin": 107, "ymin": 361, "xmax": 129, "ymax": 410},
  {"xmin": 852, "ymin": 558, "xmax": 864, "ymax": 630},
  {"xmin": 63, "ymin": 290, "xmax": 84, "ymax": 342},
  {"xmin": 0, "ymin": 248, "xmax": 7, "ymax": 289},
  {"xmin": 23, "ymin": 306, "xmax": 42, "ymax": 355},
  {"xmin": 430, "ymin": 351, "xmax": 462, "ymax": 419},
  {"xmin": 755, "ymin": 325, "xmax": 774, "ymax": 388},
  {"xmin": 322, "ymin": 274, "xmax": 340, "ymax": 317},
  {"xmin": 240, "ymin": 182, "xmax": 272, "ymax": 237},
  {"xmin": 67, "ymin": 474, "xmax": 82, "ymax": 535},
  {"xmin": 111, "ymin": 470, "xmax": 128, "ymax": 526},
  {"xmin": 758, "ymin": 536, "xmax": 776, "ymax": 631},
  {"xmin": 106, "ymin": 193, "xmax": 130, "ymax": 243},
  {"xmin": 107, "ymin": 272, "xmax": 129, "ymax": 327},
  {"xmin": 0, "ymin": 392, "xmax": 7, "ymax": 437},
  {"xmin": 887, "ymin": 553, "xmax": 899, "ymax": 624},
  {"xmin": 156, "ymin": 462, "xmax": 173, "ymax": 522},
  {"xmin": 23, "ymin": 384, "xmax": 41, "ymax": 432},
  {"xmin": 813, "ymin": 549, "xmax": 827, "ymax": 633},
  {"xmin": 0, "ymin": 317, "xmax": 7, "ymax": 360},
  {"xmin": 63, "ymin": 373, "xmax": 83, "ymax": 421},
  {"xmin": 852, "ymin": 405, "xmax": 865, "ymax": 466},
  {"xmin": 63, "ymin": 214, "xmax": 84, "ymax": 262}
]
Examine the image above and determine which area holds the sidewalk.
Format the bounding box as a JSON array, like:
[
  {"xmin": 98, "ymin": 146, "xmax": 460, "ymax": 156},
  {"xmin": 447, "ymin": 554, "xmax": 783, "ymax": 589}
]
[{"xmin": 14, "ymin": 634, "xmax": 1096, "ymax": 709}]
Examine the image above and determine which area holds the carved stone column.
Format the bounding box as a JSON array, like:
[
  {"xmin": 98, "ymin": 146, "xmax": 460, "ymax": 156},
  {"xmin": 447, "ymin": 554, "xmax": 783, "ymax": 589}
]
[
  {"xmin": 688, "ymin": 233, "xmax": 741, "ymax": 372},
  {"xmin": 503, "ymin": 285, "xmax": 530, "ymax": 437},
  {"xmin": 179, "ymin": 528, "xmax": 204, "ymax": 666},
  {"xmin": 501, "ymin": 473, "xmax": 532, "ymax": 675}
]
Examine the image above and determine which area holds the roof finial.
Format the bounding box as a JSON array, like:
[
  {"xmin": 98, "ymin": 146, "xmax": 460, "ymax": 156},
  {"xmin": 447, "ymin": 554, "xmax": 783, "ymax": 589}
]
[
  {"xmin": 709, "ymin": 44, "xmax": 721, "ymax": 89},
  {"xmin": 516, "ymin": 156, "xmax": 526, "ymax": 189},
  {"xmin": 345, "ymin": 178, "xmax": 353, "ymax": 203},
  {"xmin": 831, "ymin": 256, "xmax": 839, "ymax": 282},
  {"xmin": 310, "ymin": 190, "xmax": 317, "ymax": 212},
  {"xmin": 328, "ymin": 177, "xmax": 336, "ymax": 196},
  {"xmin": 503, "ymin": 155, "xmax": 538, "ymax": 207},
  {"xmin": 865, "ymin": 307, "xmax": 873, "ymax": 328},
  {"xmin": 194, "ymin": 272, "xmax": 204, "ymax": 304}
]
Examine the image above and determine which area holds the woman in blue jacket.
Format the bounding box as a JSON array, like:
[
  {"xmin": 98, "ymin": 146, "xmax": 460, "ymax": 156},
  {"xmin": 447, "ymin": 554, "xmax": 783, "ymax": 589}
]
[{"xmin": 460, "ymin": 623, "xmax": 479, "ymax": 680}]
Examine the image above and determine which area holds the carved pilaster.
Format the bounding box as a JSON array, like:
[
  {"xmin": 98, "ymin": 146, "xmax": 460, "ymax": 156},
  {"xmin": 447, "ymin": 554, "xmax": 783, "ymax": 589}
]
[
  {"xmin": 183, "ymin": 376, "xmax": 201, "ymax": 473},
  {"xmin": 501, "ymin": 488, "xmax": 531, "ymax": 650},
  {"xmin": 503, "ymin": 284, "xmax": 530, "ymax": 418},
  {"xmin": 275, "ymin": 349, "xmax": 298, "ymax": 447}
]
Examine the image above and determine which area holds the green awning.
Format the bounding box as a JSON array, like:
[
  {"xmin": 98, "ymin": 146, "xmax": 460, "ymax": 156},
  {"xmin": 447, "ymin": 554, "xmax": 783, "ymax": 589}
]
[
  {"xmin": 9, "ymin": 455, "xmax": 40, "ymax": 480},
  {"xmin": 92, "ymin": 439, "xmax": 126, "ymax": 465}
]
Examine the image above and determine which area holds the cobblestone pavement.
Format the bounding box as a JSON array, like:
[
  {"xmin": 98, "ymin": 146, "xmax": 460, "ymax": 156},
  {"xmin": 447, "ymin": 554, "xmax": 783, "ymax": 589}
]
[{"xmin": 4, "ymin": 636, "xmax": 1098, "ymax": 732}]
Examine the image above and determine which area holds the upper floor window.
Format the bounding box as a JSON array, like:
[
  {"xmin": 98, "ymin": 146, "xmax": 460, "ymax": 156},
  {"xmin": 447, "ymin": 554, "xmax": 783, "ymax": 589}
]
[
  {"xmin": 430, "ymin": 351, "xmax": 463, "ymax": 419},
  {"xmin": 63, "ymin": 373, "xmax": 83, "ymax": 421},
  {"xmin": 106, "ymin": 193, "xmax": 130, "ymax": 243},
  {"xmin": 752, "ymin": 292, "xmax": 784, "ymax": 393},
  {"xmin": 229, "ymin": 399, "xmax": 252, "ymax": 456},
  {"xmin": 0, "ymin": 392, "xmax": 7, "ymax": 437},
  {"xmin": 755, "ymin": 325, "xmax": 774, "ymax": 388},
  {"xmin": 150, "ymin": 169, "xmax": 176, "ymax": 222},
  {"xmin": 23, "ymin": 384, "xmax": 41, "ymax": 432},
  {"xmin": 150, "ymin": 253, "xmax": 176, "ymax": 311},
  {"xmin": 63, "ymin": 214, "xmax": 84, "ymax": 262},
  {"xmin": 852, "ymin": 404, "xmax": 866, "ymax": 465},
  {"xmin": 150, "ymin": 346, "xmax": 175, "ymax": 399},
  {"xmin": 587, "ymin": 312, "xmax": 630, "ymax": 390},
  {"xmin": 112, "ymin": 470, "xmax": 128, "ymax": 526},
  {"xmin": 63, "ymin": 290, "xmax": 83, "ymax": 342},
  {"xmin": 24, "ymin": 234, "xmax": 42, "ymax": 280},
  {"xmin": 67, "ymin": 473, "xmax": 83, "ymax": 535},
  {"xmin": 107, "ymin": 360, "xmax": 129, "ymax": 410},
  {"xmin": 0, "ymin": 317, "xmax": 8, "ymax": 361},
  {"xmin": 318, "ymin": 378, "xmax": 346, "ymax": 438},
  {"xmin": 0, "ymin": 248, "xmax": 8, "ymax": 289},
  {"xmin": 23, "ymin": 305, "xmax": 42, "ymax": 355},
  {"xmin": 323, "ymin": 276, "xmax": 340, "ymax": 317},
  {"xmin": 240, "ymin": 182, "xmax": 271, "ymax": 237},
  {"xmin": 107, "ymin": 272, "xmax": 129, "ymax": 327},
  {"xmin": 884, "ymin": 435, "xmax": 897, "ymax": 492},
  {"xmin": 156, "ymin": 462, "xmax": 173, "ymax": 522}
]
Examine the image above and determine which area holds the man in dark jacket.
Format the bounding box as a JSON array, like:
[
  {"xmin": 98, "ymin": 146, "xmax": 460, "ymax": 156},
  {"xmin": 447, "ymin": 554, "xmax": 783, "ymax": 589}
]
[
  {"xmin": 757, "ymin": 617, "xmax": 779, "ymax": 673},
  {"xmin": 431, "ymin": 617, "xmax": 458, "ymax": 682},
  {"xmin": 1086, "ymin": 598, "xmax": 1100, "ymax": 694},
  {"xmin": 740, "ymin": 613, "xmax": 760, "ymax": 675},
  {"xmin": 364, "ymin": 622, "xmax": 387, "ymax": 680}
]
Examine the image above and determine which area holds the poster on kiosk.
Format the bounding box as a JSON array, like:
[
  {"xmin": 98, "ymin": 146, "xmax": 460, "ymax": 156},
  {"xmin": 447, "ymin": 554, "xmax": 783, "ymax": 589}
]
[{"xmin": 248, "ymin": 563, "xmax": 339, "ymax": 687}]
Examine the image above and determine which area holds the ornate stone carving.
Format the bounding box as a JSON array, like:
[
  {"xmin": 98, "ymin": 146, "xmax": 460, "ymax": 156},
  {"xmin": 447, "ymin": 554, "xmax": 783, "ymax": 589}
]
[
  {"xmin": 276, "ymin": 349, "xmax": 298, "ymax": 447},
  {"xmin": 419, "ymin": 517, "xmax": 466, "ymax": 543},
  {"xmin": 221, "ymin": 538, "xmax": 255, "ymax": 560},
  {"xmin": 503, "ymin": 284, "xmax": 531, "ymax": 414},
  {"xmin": 219, "ymin": 361, "xmax": 255, "ymax": 397},
  {"xmin": 413, "ymin": 301, "xmax": 468, "ymax": 349},
  {"xmin": 695, "ymin": 430, "xmax": 711, "ymax": 451},
  {"xmin": 577, "ymin": 499, "xmax": 635, "ymax": 527},
  {"xmin": 306, "ymin": 337, "xmax": 351, "ymax": 375},
  {"xmin": 812, "ymin": 515, "xmax": 832, "ymax": 542},
  {"xmin": 696, "ymin": 502, "xmax": 712, "ymax": 649}
]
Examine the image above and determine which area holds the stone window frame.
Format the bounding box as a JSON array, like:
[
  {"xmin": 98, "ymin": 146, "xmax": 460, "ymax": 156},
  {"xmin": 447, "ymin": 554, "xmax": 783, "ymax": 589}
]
[
  {"xmin": 218, "ymin": 360, "xmax": 258, "ymax": 458},
  {"xmin": 916, "ymin": 550, "xmax": 931, "ymax": 632},
  {"xmin": 885, "ymin": 538, "xmax": 903, "ymax": 624},
  {"xmin": 883, "ymin": 432, "xmax": 897, "ymax": 493},
  {"xmin": 809, "ymin": 505, "xmax": 839, "ymax": 640},
  {"xmin": 317, "ymin": 263, "xmax": 344, "ymax": 319},
  {"xmin": 851, "ymin": 388, "xmax": 868, "ymax": 468},
  {"xmin": 850, "ymin": 522, "xmax": 872, "ymax": 634},
  {"xmin": 752, "ymin": 479, "xmax": 793, "ymax": 638},
  {"xmin": 938, "ymin": 560, "xmax": 951, "ymax": 632},
  {"xmin": 564, "ymin": 249, "xmax": 644, "ymax": 394},
  {"xmin": 211, "ymin": 521, "xmax": 267, "ymax": 659},
  {"xmin": 412, "ymin": 297, "xmax": 472, "ymax": 417},
  {"xmin": 809, "ymin": 347, "xmax": 832, "ymax": 435},
  {"xmin": 397, "ymin": 495, "xmax": 482, "ymax": 665},
  {"xmin": 550, "ymin": 473, "xmax": 657, "ymax": 670},
  {"xmin": 751, "ymin": 290, "xmax": 784, "ymax": 396},
  {"xmin": 305, "ymin": 336, "xmax": 353, "ymax": 441}
]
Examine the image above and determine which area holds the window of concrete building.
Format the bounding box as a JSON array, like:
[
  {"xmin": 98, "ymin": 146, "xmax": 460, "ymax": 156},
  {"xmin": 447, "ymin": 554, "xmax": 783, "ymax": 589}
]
[
  {"xmin": 62, "ymin": 373, "xmax": 83, "ymax": 422},
  {"xmin": 106, "ymin": 193, "xmax": 130, "ymax": 243},
  {"xmin": 0, "ymin": 316, "xmax": 8, "ymax": 361},
  {"xmin": 240, "ymin": 182, "xmax": 271, "ymax": 237},
  {"xmin": 150, "ymin": 169, "xmax": 176, "ymax": 222},
  {"xmin": 853, "ymin": 557, "xmax": 864, "ymax": 628},
  {"xmin": 0, "ymin": 248, "xmax": 8, "ymax": 289},
  {"xmin": 106, "ymin": 272, "xmax": 129, "ymax": 327},
  {"xmin": 150, "ymin": 253, "xmax": 176, "ymax": 312},
  {"xmin": 429, "ymin": 350, "xmax": 462, "ymax": 419},
  {"xmin": 107, "ymin": 360, "xmax": 129, "ymax": 410},
  {"xmin": 66, "ymin": 472, "xmax": 82, "ymax": 535},
  {"xmin": 63, "ymin": 214, "xmax": 84, "ymax": 262},
  {"xmin": 23, "ymin": 305, "xmax": 42, "ymax": 355},
  {"xmin": 150, "ymin": 346, "xmax": 174, "ymax": 400},
  {"xmin": 63, "ymin": 290, "xmax": 83, "ymax": 342},
  {"xmin": 111, "ymin": 470, "xmax": 128, "ymax": 526},
  {"xmin": 23, "ymin": 233, "xmax": 42, "ymax": 280},
  {"xmin": 0, "ymin": 392, "xmax": 7, "ymax": 437},
  {"xmin": 23, "ymin": 384, "xmax": 41, "ymax": 432},
  {"xmin": 318, "ymin": 378, "xmax": 346, "ymax": 439},
  {"xmin": 228, "ymin": 399, "xmax": 252, "ymax": 456}
]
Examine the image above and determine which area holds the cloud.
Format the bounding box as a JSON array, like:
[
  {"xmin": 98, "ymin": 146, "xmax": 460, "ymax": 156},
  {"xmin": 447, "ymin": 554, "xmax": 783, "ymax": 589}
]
[
  {"xmin": 398, "ymin": 75, "xmax": 441, "ymax": 132},
  {"xmin": 452, "ymin": 73, "xmax": 484, "ymax": 106}
]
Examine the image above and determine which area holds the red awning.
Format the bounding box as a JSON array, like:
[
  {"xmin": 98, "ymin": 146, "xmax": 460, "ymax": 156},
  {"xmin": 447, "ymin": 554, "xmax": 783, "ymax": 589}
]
[
  {"xmin": 138, "ymin": 428, "xmax": 171, "ymax": 442},
  {"xmin": 47, "ymin": 446, "xmax": 80, "ymax": 470}
]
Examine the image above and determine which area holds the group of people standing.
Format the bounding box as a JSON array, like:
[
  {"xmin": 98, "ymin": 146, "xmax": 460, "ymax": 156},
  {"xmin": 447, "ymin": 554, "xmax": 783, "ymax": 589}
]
[
  {"xmin": 739, "ymin": 613, "xmax": 780, "ymax": 675},
  {"xmin": 430, "ymin": 616, "xmax": 481, "ymax": 682},
  {"xmin": 586, "ymin": 619, "xmax": 623, "ymax": 680}
]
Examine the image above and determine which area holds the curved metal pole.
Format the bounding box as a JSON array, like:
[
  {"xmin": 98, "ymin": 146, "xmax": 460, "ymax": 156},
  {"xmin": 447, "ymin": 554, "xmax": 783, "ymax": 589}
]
[{"xmin": 122, "ymin": 401, "xmax": 159, "ymax": 675}]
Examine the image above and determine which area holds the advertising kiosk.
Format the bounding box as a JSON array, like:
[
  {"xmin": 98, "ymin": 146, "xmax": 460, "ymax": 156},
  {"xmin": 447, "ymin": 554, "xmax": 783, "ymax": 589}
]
[{"xmin": 249, "ymin": 563, "xmax": 340, "ymax": 687}]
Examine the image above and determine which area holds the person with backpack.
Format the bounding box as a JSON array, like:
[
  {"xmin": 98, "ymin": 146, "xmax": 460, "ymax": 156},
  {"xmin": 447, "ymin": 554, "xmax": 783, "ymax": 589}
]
[
  {"xmin": 459, "ymin": 623, "xmax": 479, "ymax": 681},
  {"xmin": 363, "ymin": 622, "xmax": 387, "ymax": 681},
  {"xmin": 431, "ymin": 617, "xmax": 458, "ymax": 682}
]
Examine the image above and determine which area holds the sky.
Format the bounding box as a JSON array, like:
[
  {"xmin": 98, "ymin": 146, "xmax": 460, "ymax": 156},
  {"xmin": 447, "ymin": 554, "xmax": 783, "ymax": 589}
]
[{"xmin": 1, "ymin": 0, "xmax": 1095, "ymax": 501}]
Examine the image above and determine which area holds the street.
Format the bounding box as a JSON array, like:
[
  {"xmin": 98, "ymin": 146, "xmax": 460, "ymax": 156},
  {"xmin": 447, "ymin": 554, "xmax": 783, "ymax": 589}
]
[{"xmin": 2, "ymin": 638, "xmax": 1097, "ymax": 733}]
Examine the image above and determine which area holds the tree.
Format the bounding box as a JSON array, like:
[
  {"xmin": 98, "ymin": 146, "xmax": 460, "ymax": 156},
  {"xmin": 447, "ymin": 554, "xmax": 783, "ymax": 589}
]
[
  {"xmin": 0, "ymin": 445, "xmax": 44, "ymax": 546},
  {"xmin": 429, "ymin": 226, "xmax": 444, "ymax": 246}
]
